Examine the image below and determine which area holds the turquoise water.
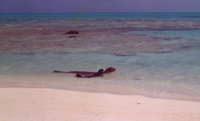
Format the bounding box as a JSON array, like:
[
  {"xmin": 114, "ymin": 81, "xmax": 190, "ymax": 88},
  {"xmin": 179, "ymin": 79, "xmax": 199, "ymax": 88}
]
[
  {"xmin": 0, "ymin": 13, "xmax": 200, "ymax": 100},
  {"xmin": 1, "ymin": 50, "xmax": 200, "ymax": 99},
  {"xmin": 1, "ymin": 13, "xmax": 200, "ymax": 22}
]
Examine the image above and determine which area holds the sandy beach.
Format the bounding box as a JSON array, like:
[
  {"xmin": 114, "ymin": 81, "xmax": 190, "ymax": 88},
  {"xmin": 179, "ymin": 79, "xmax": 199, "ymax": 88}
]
[{"xmin": 1, "ymin": 88, "xmax": 200, "ymax": 121}]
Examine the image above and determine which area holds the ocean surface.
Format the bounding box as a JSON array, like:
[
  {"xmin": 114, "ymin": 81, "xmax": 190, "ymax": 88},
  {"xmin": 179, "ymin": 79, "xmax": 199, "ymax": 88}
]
[
  {"xmin": 1, "ymin": 12, "xmax": 200, "ymax": 21},
  {"xmin": 0, "ymin": 13, "xmax": 200, "ymax": 101}
]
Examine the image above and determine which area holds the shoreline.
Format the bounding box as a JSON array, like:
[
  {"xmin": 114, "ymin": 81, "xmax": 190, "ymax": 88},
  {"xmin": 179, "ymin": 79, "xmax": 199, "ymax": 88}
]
[
  {"xmin": 1, "ymin": 87, "xmax": 200, "ymax": 121},
  {"xmin": 1, "ymin": 73, "xmax": 200, "ymax": 103}
]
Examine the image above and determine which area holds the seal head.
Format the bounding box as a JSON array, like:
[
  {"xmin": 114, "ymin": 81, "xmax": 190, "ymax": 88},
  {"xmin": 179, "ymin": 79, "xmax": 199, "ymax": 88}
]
[{"xmin": 103, "ymin": 67, "xmax": 116, "ymax": 74}]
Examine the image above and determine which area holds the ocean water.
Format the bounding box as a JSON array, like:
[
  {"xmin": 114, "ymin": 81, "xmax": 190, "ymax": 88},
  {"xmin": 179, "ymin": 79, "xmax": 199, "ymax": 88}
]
[
  {"xmin": 0, "ymin": 12, "xmax": 200, "ymax": 20},
  {"xmin": 0, "ymin": 13, "xmax": 200, "ymax": 101},
  {"xmin": 1, "ymin": 13, "xmax": 200, "ymax": 24},
  {"xmin": 122, "ymin": 30, "xmax": 200, "ymax": 40}
]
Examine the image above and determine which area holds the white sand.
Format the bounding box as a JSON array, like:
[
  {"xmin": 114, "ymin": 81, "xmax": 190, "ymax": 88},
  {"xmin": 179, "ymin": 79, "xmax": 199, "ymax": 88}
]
[{"xmin": 1, "ymin": 88, "xmax": 200, "ymax": 121}]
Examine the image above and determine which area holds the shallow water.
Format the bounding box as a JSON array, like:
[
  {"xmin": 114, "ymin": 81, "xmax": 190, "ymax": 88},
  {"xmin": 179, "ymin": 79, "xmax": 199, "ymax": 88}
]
[
  {"xmin": 1, "ymin": 49, "xmax": 200, "ymax": 99},
  {"xmin": 122, "ymin": 30, "xmax": 200, "ymax": 40}
]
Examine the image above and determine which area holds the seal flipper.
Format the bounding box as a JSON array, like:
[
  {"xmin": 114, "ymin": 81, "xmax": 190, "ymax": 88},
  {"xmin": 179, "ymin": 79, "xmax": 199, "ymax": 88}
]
[{"xmin": 93, "ymin": 69, "xmax": 104, "ymax": 76}]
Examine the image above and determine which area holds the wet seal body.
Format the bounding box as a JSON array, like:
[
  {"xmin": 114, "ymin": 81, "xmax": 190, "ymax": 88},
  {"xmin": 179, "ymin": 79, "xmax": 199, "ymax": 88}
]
[
  {"xmin": 76, "ymin": 69, "xmax": 104, "ymax": 78},
  {"xmin": 53, "ymin": 67, "xmax": 116, "ymax": 78}
]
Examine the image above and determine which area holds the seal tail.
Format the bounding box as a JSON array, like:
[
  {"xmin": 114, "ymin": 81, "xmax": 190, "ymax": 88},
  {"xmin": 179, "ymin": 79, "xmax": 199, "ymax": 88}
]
[{"xmin": 53, "ymin": 70, "xmax": 67, "ymax": 73}]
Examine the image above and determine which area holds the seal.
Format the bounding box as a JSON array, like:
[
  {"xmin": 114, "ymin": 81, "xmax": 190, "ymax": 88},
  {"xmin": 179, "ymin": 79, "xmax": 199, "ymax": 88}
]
[
  {"xmin": 76, "ymin": 69, "xmax": 104, "ymax": 78},
  {"xmin": 53, "ymin": 67, "xmax": 116, "ymax": 75}
]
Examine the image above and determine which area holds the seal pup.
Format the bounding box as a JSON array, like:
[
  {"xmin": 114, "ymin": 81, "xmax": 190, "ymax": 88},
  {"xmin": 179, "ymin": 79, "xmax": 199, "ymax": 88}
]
[
  {"xmin": 76, "ymin": 69, "xmax": 104, "ymax": 78},
  {"xmin": 53, "ymin": 67, "xmax": 116, "ymax": 76}
]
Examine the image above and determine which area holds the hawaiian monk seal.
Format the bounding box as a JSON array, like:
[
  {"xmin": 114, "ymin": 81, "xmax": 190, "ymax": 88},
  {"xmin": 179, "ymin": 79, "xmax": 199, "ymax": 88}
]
[
  {"xmin": 53, "ymin": 67, "xmax": 116, "ymax": 77},
  {"xmin": 53, "ymin": 67, "xmax": 116, "ymax": 75}
]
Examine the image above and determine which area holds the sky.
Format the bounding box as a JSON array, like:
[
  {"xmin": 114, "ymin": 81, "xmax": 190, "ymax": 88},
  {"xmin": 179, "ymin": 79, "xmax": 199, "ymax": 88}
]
[{"xmin": 0, "ymin": 0, "xmax": 200, "ymax": 13}]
